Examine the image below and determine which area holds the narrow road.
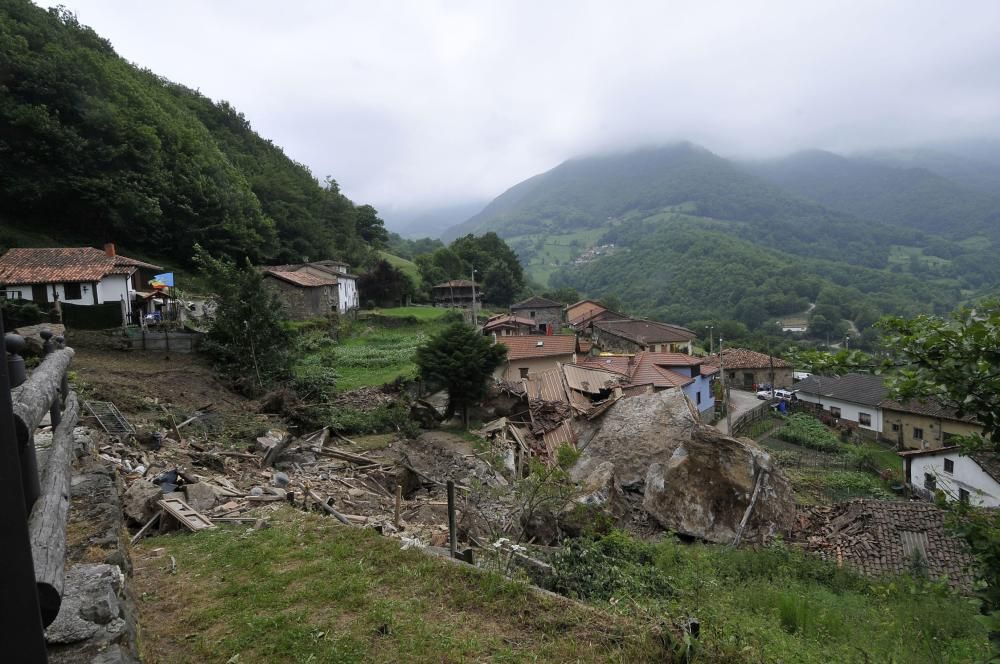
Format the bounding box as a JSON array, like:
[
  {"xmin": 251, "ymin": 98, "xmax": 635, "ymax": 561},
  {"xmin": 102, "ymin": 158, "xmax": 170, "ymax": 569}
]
[{"xmin": 715, "ymin": 389, "xmax": 764, "ymax": 435}]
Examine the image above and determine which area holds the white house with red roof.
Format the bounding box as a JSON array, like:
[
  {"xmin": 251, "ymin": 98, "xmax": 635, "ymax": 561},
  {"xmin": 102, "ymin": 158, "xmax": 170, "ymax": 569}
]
[
  {"xmin": 0, "ymin": 244, "xmax": 162, "ymax": 322},
  {"xmin": 494, "ymin": 335, "xmax": 577, "ymax": 382},
  {"xmin": 901, "ymin": 446, "xmax": 1000, "ymax": 507}
]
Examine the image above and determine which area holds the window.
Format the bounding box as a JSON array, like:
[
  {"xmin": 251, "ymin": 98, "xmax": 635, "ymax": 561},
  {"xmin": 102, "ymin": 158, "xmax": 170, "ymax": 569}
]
[
  {"xmin": 696, "ymin": 392, "xmax": 702, "ymax": 405},
  {"xmin": 913, "ymin": 427, "xmax": 924, "ymax": 440},
  {"xmin": 959, "ymin": 488, "xmax": 970, "ymax": 504},
  {"xmin": 943, "ymin": 458, "xmax": 954, "ymax": 473},
  {"xmin": 829, "ymin": 406, "xmax": 841, "ymax": 418},
  {"xmin": 63, "ymin": 282, "xmax": 82, "ymax": 300},
  {"xmin": 519, "ymin": 367, "xmax": 529, "ymax": 378},
  {"xmin": 891, "ymin": 423, "xmax": 900, "ymax": 432},
  {"xmin": 529, "ymin": 311, "xmax": 536, "ymax": 319},
  {"xmin": 924, "ymin": 473, "xmax": 936, "ymax": 491},
  {"xmin": 859, "ymin": 412, "xmax": 871, "ymax": 426}
]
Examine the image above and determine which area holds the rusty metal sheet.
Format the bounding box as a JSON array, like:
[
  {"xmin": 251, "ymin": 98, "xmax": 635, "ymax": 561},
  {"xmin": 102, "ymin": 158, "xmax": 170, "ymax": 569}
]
[
  {"xmin": 563, "ymin": 364, "xmax": 622, "ymax": 394},
  {"xmin": 522, "ymin": 369, "xmax": 566, "ymax": 403}
]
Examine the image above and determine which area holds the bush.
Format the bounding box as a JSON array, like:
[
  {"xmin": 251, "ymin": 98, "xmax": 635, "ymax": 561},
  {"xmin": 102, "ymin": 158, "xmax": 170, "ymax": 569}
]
[
  {"xmin": 774, "ymin": 414, "xmax": 843, "ymax": 454},
  {"xmin": 550, "ymin": 531, "xmax": 675, "ymax": 601},
  {"xmin": 327, "ymin": 401, "xmax": 419, "ymax": 438}
]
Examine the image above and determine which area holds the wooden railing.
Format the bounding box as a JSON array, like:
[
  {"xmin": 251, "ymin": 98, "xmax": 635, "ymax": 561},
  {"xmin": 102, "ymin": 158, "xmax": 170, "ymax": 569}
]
[
  {"xmin": 3, "ymin": 319, "xmax": 80, "ymax": 660},
  {"xmin": 731, "ymin": 400, "xmax": 773, "ymax": 438}
]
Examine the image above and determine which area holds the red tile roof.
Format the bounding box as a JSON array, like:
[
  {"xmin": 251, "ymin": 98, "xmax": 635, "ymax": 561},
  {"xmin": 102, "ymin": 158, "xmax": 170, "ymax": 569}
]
[
  {"xmin": 263, "ymin": 269, "xmax": 337, "ymax": 287},
  {"xmin": 580, "ymin": 352, "xmax": 699, "ymax": 389},
  {"xmin": 511, "ymin": 295, "xmax": 563, "ymax": 310},
  {"xmin": 593, "ymin": 319, "xmax": 696, "ymax": 344},
  {"xmin": 0, "ymin": 247, "xmax": 158, "ymax": 285},
  {"xmin": 433, "ymin": 279, "xmax": 476, "ymax": 288},
  {"xmin": 704, "ymin": 347, "xmax": 791, "ymax": 370},
  {"xmin": 499, "ymin": 335, "xmax": 576, "ymax": 360},
  {"xmin": 483, "ymin": 314, "xmax": 535, "ymax": 331}
]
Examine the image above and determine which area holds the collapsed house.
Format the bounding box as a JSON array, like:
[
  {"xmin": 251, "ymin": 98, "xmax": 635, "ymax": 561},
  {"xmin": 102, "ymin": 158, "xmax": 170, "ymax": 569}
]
[
  {"xmin": 481, "ymin": 374, "xmax": 795, "ymax": 545},
  {"xmin": 792, "ymin": 499, "xmax": 976, "ymax": 590}
]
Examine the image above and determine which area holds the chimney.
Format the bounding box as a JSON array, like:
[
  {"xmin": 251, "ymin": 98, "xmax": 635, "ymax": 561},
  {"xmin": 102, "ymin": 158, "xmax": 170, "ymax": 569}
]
[{"xmin": 104, "ymin": 243, "xmax": 116, "ymax": 257}]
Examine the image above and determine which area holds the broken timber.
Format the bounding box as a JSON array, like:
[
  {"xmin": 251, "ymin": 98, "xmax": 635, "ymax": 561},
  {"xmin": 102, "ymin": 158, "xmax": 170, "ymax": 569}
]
[{"xmin": 157, "ymin": 497, "xmax": 215, "ymax": 532}]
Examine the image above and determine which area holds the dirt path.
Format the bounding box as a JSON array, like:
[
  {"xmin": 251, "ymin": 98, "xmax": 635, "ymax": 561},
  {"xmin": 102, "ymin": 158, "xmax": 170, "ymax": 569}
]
[{"xmin": 715, "ymin": 389, "xmax": 762, "ymax": 435}]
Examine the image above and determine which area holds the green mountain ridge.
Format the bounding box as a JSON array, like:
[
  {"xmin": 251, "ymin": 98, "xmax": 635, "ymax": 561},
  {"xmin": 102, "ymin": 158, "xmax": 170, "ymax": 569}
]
[
  {"xmin": 0, "ymin": 1, "xmax": 382, "ymax": 268},
  {"xmin": 446, "ymin": 143, "xmax": 1000, "ymax": 331}
]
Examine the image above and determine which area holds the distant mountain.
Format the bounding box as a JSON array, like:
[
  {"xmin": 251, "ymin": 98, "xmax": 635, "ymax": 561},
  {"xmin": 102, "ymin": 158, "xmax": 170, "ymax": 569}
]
[
  {"xmin": 858, "ymin": 142, "xmax": 1000, "ymax": 196},
  {"xmin": 381, "ymin": 200, "xmax": 488, "ymax": 239},
  {"xmin": 444, "ymin": 142, "xmax": 1000, "ymax": 331},
  {"xmin": 743, "ymin": 150, "xmax": 1000, "ymax": 238}
]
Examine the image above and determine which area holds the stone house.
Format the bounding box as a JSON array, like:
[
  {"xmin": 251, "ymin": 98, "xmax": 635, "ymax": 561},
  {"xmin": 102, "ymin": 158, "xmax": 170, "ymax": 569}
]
[
  {"xmin": 493, "ymin": 335, "xmax": 577, "ymax": 382},
  {"xmin": 509, "ymin": 296, "xmax": 563, "ymax": 334},
  {"xmin": 881, "ymin": 399, "xmax": 984, "ymax": 451},
  {"xmin": 565, "ymin": 299, "xmax": 606, "ymax": 327},
  {"xmin": 703, "ymin": 347, "xmax": 793, "ymax": 389},
  {"xmin": 262, "ymin": 262, "xmax": 359, "ymax": 318},
  {"xmin": 591, "ymin": 319, "xmax": 696, "ymax": 354},
  {"xmin": 902, "ymin": 447, "xmax": 1000, "ymax": 507}
]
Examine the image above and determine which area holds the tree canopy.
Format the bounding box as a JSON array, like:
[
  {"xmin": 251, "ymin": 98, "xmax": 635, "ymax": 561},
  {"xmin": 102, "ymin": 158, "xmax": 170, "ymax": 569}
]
[{"xmin": 415, "ymin": 322, "xmax": 506, "ymax": 421}]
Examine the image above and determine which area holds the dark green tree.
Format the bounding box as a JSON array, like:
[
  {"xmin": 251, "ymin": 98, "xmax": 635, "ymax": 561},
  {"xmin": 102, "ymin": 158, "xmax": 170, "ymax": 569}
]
[
  {"xmin": 483, "ymin": 264, "xmax": 519, "ymax": 306},
  {"xmin": 358, "ymin": 259, "xmax": 414, "ymax": 308},
  {"xmin": 194, "ymin": 246, "xmax": 292, "ymax": 394},
  {"xmin": 415, "ymin": 322, "xmax": 506, "ymax": 424}
]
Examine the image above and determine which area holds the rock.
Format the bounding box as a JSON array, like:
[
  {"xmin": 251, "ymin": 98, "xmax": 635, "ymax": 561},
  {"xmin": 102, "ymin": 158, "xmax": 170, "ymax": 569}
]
[
  {"xmin": 559, "ymin": 461, "xmax": 628, "ymax": 537},
  {"xmin": 184, "ymin": 482, "xmax": 217, "ymax": 512},
  {"xmin": 122, "ymin": 480, "xmax": 162, "ymax": 524},
  {"xmin": 641, "ymin": 426, "xmax": 794, "ymax": 543},
  {"xmin": 45, "ymin": 564, "xmax": 124, "ymax": 645},
  {"xmin": 572, "ymin": 390, "xmax": 794, "ymax": 544},
  {"xmin": 249, "ymin": 486, "xmax": 264, "ymax": 497},
  {"xmin": 271, "ymin": 471, "xmax": 290, "ymax": 488},
  {"xmin": 430, "ymin": 531, "xmax": 449, "ymax": 547}
]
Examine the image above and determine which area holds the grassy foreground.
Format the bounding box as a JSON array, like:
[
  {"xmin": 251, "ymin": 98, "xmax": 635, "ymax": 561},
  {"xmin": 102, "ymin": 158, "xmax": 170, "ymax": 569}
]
[{"xmin": 133, "ymin": 508, "xmax": 666, "ymax": 663}]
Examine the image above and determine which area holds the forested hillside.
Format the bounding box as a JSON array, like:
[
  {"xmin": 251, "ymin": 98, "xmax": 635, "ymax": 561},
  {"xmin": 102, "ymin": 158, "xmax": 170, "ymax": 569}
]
[
  {"xmin": 447, "ymin": 143, "xmax": 1000, "ymax": 333},
  {"xmin": 0, "ymin": 1, "xmax": 382, "ymax": 266},
  {"xmin": 743, "ymin": 150, "xmax": 1000, "ymax": 238}
]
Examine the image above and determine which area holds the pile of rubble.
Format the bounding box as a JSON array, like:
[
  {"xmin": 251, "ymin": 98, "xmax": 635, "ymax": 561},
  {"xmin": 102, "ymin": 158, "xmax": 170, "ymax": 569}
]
[
  {"xmin": 103, "ymin": 419, "xmax": 511, "ymax": 550},
  {"xmin": 792, "ymin": 499, "xmax": 977, "ymax": 589}
]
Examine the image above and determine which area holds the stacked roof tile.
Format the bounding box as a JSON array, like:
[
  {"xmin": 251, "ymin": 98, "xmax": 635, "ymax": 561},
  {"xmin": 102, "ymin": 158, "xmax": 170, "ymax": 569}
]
[
  {"xmin": 593, "ymin": 319, "xmax": 696, "ymax": 344},
  {"xmin": 498, "ymin": 335, "xmax": 577, "ymax": 360},
  {"xmin": 703, "ymin": 347, "xmax": 791, "ymax": 370}
]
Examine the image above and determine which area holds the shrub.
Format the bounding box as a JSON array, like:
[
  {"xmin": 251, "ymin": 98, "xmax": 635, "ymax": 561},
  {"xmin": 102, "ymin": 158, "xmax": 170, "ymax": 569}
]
[
  {"xmin": 774, "ymin": 414, "xmax": 843, "ymax": 454},
  {"xmin": 550, "ymin": 531, "xmax": 675, "ymax": 601}
]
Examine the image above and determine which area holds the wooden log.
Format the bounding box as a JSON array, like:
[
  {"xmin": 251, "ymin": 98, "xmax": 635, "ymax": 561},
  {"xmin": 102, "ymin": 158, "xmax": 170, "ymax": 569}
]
[
  {"xmin": 314, "ymin": 446, "xmax": 371, "ymax": 465},
  {"xmin": 11, "ymin": 347, "xmax": 74, "ymax": 444},
  {"xmin": 130, "ymin": 511, "xmax": 163, "ymax": 546},
  {"xmin": 262, "ymin": 433, "xmax": 294, "ymax": 467},
  {"xmin": 27, "ymin": 390, "xmax": 79, "ymax": 627},
  {"xmin": 394, "ymin": 484, "xmax": 402, "ymax": 528},
  {"xmin": 306, "ymin": 489, "xmax": 352, "ymax": 526}
]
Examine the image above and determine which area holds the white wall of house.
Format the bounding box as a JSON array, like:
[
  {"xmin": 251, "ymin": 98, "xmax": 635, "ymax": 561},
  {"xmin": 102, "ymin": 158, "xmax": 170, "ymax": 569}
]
[
  {"xmin": 908, "ymin": 453, "xmax": 1000, "ymax": 507},
  {"xmin": 796, "ymin": 392, "xmax": 883, "ymax": 434},
  {"xmin": 2, "ymin": 284, "xmax": 32, "ymax": 300},
  {"xmin": 337, "ymin": 276, "xmax": 359, "ymax": 312}
]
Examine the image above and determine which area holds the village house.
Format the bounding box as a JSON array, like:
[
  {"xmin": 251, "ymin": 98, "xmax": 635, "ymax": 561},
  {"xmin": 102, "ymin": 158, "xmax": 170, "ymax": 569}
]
[
  {"xmin": 704, "ymin": 347, "xmax": 793, "ymax": 389},
  {"xmin": 881, "ymin": 398, "xmax": 983, "ymax": 451},
  {"xmin": 901, "ymin": 447, "xmax": 1000, "ymax": 507},
  {"xmin": 432, "ymin": 279, "xmax": 477, "ymax": 308},
  {"xmin": 262, "ymin": 261, "xmax": 359, "ymax": 320},
  {"xmin": 565, "ymin": 299, "xmax": 607, "ymax": 327},
  {"xmin": 482, "ymin": 313, "xmax": 535, "ymax": 338},
  {"xmin": 794, "ymin": 373, "xmax": 886, "ymax": 438},
  {"xmin": 567, "ymin": 305, "xmax": 631, "ymax": 331},
  {"xmin": 0, "ymin": 244, "xmax": 162, "ymax": 325},
  {"xmin": 509, "ymin": 296, "xmax": 563, "ymax": 334},
  {"xmin": 493, "ymin": 335, "xmax": 577, "ymax": 382},
  {"xmin": 590, "ymin": 319, "xmax": 697, "ymax": 354},
  {"xmin": 580, "ymin": 352, "xmax": 716, "ymax": 417}
]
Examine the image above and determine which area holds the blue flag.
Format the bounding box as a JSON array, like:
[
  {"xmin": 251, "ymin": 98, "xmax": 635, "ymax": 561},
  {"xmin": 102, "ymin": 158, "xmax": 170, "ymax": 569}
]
[{"xmin": 151, "ymin": 273, "xmax": 174, "ymax": 288}]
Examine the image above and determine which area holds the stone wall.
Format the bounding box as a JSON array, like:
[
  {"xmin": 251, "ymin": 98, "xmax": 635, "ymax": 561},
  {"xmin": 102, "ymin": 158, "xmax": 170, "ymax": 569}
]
[
  {"xmin": 264, "ymin": 278, "xmax": 331, "ymax": 320},
  {"xmin": 510, "ymin": 305, "xmax": 562, "ymax": 334}
]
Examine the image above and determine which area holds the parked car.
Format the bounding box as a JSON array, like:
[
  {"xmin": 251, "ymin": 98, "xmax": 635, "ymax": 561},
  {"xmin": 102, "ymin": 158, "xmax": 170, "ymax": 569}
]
[{"xmin": 756, "ymin": 388, "xmax": 797, "ymax": 400}]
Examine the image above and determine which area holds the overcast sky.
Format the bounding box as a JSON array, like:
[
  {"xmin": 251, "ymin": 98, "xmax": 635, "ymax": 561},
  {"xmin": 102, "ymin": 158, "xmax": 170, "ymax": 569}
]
[{"xmin": 39, "ymin": 0, "xmax": 1000, "ymax": 216}]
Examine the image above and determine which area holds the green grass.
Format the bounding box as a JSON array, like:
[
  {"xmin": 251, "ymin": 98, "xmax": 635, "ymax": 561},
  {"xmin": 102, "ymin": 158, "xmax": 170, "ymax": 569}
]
[
  {"xmin": 508, "ymin": 228, "xmax": 608, "ymax": 285},
  {"xmin": 378, "ymin": 251, "xmax": 422, "ymax": 287},
  {"xmin": 551, "ymin": 532, "xmax": 989, "ymax": 663},
  {"xmin": 888, "ymin": 244, "xmax": 952, "ymax": 268},
  {"xmin": 134, "ymin": 508, "xmax": 666, "ymax": 663},
  {"xmin": 370, "ymin": 306, "xmax": 452, "ymax": 321}
]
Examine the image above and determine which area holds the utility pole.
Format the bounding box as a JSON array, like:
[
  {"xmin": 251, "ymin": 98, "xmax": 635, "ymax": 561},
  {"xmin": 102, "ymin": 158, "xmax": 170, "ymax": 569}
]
[
  {"xmin": 469, "ymin": 266, "xmax": 477, "ymax": 328},
  {"xmin": 767, "ymin": 342, "xmax": 775, "ymax": 389},
  {"xmin": 720, "ymin": 337, "xmax": 732, "ymax": 434},
  {"xmin": 845, "ymin": 335, "xmax": 850, "ymax": 351}
]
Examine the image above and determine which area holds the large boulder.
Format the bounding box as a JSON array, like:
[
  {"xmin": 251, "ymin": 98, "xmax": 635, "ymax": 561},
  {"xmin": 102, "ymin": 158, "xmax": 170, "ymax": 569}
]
[
  {"xmin": 572, "ymin": 390, "xmax": 795, "ymax": 544},
  {"xmin": 122, "ymin": 479, "xmax": 162, "ymax": 525}
]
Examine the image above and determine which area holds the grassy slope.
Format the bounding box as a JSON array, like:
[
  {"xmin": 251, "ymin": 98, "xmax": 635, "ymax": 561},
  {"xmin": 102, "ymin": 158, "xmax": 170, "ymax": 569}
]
[
  {"xmin": 133, "ymin": 508, "xmax": 664, "ymax": 663},
  {"xmin": 296, "ymin": 307, "xmax": 454, "ymax": 391},
  {"xmin": 378, "ymin": 251, "xmax": 422, "ymax": 287}
]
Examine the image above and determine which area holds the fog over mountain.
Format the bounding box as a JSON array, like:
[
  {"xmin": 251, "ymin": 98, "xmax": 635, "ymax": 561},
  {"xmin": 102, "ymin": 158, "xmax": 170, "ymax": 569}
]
[{"xmin": 38, "ymin": 0, "xmax": 1000, "ymax": 218}]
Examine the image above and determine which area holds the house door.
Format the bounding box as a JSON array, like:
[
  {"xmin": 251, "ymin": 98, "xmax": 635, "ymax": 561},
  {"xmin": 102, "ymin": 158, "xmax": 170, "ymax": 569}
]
[
  {"xmin": 743, "ymin": 372, "xmax": 754, "ymax": 387},
  {"xmin": 31, "ymin": 284, "xmax": 47, "ymax": 303}
]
